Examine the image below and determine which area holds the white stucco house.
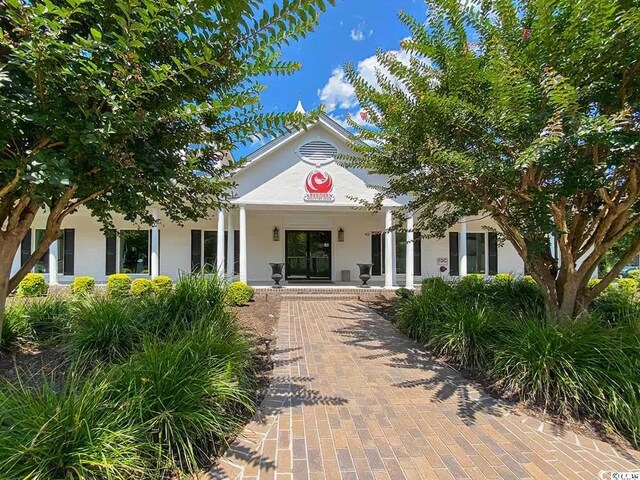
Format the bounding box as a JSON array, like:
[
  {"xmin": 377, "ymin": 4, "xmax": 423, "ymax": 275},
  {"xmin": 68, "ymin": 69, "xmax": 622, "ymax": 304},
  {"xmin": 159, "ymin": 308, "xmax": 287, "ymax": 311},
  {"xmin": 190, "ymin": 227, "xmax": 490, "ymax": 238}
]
[{"xmin": 11, "ymin": 105, "xmax": 526, "ymax": 288}]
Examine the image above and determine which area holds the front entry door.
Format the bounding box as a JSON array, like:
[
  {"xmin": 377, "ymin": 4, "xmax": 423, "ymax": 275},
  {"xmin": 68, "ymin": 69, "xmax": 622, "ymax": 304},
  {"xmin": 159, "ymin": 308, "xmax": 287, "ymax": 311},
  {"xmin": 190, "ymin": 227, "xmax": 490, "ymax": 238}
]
[{"xmin": 285, "ymin": 231, "xmax": 331, "ymax": 280}]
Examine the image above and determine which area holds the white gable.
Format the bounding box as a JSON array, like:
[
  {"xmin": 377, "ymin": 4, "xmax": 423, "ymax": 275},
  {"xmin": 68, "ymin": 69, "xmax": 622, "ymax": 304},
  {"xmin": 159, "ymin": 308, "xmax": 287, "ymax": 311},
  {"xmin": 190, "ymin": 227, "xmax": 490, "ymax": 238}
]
[{"xmin": 232, "ymin": 117, "xmax": 400, "ymax": 208}]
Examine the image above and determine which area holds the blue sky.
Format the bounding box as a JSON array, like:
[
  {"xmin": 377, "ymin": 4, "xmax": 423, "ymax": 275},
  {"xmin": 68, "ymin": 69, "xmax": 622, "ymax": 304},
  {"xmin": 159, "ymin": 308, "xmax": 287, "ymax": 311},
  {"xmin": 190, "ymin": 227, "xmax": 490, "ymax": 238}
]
[{"xmin": 233, "ymin": 0, "xmax": 427, "ymax": 159}]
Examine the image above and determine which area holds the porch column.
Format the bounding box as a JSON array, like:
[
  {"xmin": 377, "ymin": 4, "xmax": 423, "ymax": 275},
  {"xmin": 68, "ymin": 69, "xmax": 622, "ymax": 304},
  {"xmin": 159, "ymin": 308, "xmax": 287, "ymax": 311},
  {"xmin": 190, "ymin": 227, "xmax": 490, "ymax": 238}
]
[
  {"xmin": 405, "ymin": 214, "xmax": 414, "ymax": 289},
  {"xmin": 150, "ymin": 210, "xmax": 159, "ymax": 279},
  {"xmin": 460, "ymin": 218, "xmax": 468, "ymax": 276},
  {"xmin": 384, "ymin": 207, "xmax": 393, "ymax": 288},
  {"xmin": 226, "ymin": 209, "xmax": 235, "ymax": 282},
  {"xmin": 48, "ymin": 238, "xmax": 59, "ymax": 285},
  {"xmin": 217, "ymin": 209, "xmax": 225, "ymax": 277},
  {"xmin": 239, "ymin": 205, "xmax": 247, "ymax": 283}
]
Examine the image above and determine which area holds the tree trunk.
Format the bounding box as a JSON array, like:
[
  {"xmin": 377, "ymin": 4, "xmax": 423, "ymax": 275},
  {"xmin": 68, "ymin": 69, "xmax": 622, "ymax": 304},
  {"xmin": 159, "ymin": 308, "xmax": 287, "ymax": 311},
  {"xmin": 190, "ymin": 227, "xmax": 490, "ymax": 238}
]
[{"xmin": 0, "ymin": 234, "xmax": 22, "ymax": 346}]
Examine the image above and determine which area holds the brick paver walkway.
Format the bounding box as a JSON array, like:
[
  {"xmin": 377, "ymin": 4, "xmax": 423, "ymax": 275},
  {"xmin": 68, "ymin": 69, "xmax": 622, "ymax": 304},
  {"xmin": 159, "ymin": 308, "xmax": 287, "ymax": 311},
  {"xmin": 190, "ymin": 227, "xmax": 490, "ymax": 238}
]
[{"xmin": 213, "ymin": 300, "xmax": 640, "ymax": 479}]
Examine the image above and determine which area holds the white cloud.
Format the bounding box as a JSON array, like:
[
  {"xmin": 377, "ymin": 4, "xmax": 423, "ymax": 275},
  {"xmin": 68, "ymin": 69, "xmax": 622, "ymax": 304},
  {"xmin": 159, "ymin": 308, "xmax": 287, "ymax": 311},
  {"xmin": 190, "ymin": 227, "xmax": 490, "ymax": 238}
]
[
  {"xmin": 318, "ymin": 68, "xmax": 357, "ymax": 112},
  {"xmin": 318, "ymin": 49, "xmax": 414, "ymax": 113},
  {"xmin": 350, "ymin": 28, "xmax": 364, "ymax": 41},
  {"xmin": 349, "ymin": 21, "xmax": 372, "ymax": 42}
]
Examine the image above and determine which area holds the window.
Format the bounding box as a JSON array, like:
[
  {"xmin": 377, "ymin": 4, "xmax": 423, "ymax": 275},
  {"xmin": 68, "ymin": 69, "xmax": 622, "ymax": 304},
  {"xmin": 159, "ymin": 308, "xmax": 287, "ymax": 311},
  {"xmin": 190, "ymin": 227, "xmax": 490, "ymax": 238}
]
[
  {"xmin": 370, "ymin": 232, "xmax": 421, "ymax": 276},
  {"xmin": 24, "ymin": 229, "xmax": 75, "ymax": 275},
  {"xmin": 449, "ymin": 231, "xmax": 498, "ymax": 276},
  {"xmin": 191, "ymin": 230, "xmax": 239, "ymax": 274},
  {"xmin": 203, "ymin": 231, "xmax": 217, "ymax": 272},
  {"xmin": 34, "ymin": 229, "xmax": 49, "ymax": 273},
  {"xmin": 466, "ymin": 233, "xmax": 486, "ymax": 274},
  {"xmin": 119, "ymin": 230, "xmax": 150, "ymax": 274}
]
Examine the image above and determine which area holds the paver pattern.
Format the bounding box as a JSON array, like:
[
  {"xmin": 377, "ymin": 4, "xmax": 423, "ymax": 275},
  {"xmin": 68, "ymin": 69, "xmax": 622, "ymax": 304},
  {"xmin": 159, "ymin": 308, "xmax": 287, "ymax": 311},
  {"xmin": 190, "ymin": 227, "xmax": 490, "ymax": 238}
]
[{"xmin": 213, "ymin": 299, "xmax": 640, "ymax": 479}]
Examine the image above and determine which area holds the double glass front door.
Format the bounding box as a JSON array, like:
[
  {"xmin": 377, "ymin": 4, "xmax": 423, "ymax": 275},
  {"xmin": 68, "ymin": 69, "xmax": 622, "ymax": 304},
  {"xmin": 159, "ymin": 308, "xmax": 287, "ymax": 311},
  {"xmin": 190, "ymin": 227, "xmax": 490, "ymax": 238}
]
[{"xmin": 285, "ymin": 231, "xmax": 331, "ymax": 280}]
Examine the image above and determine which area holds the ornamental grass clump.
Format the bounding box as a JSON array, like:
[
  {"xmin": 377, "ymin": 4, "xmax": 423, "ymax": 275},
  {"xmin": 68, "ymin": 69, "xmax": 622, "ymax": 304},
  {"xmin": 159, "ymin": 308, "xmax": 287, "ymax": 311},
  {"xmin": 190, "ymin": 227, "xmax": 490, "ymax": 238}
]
[
  {"xmin": 396, "ymin": 278, "xmax": 454, "ymax": 343},
  {"xmin": 70, "ymin": 296, "xmax": 143, "ymax": 363},
  {"xmin": 489, "ymin": 315, "xmax": 640, "ymax": 444},
  {"xmin": 110, "ymin": 321, "xmax": 254, "ymax": 473},
  {"xmin": 0, "ymin": 372, "xmax": 146, "ymax": 480},
  {"xmin": 427, "ymin": 302, "xmax": 500, "ymax": 371},
  {"xmin": 0, "ymin": 304, "xmax": 28, "ymax": 351},
  {"xmin": 22, "ymin": 296, "xmax": 71, "ymax": 341}
]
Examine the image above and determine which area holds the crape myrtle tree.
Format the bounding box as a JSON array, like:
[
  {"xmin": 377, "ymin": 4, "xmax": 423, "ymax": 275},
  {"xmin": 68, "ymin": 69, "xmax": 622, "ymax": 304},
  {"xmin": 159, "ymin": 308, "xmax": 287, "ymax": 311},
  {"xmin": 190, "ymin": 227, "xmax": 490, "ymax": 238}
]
[
  {"xmin": 0, "ymin": 0, "xmax": 333, "ymax": 338},
  {"xmin": 344, "ymin": 0, "xmax": 640, "ymax": 319}
]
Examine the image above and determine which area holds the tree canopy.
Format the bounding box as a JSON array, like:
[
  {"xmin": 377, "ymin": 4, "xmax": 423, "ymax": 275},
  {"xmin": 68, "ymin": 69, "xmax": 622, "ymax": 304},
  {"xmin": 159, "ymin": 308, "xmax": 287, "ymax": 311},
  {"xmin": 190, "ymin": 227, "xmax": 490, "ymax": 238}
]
[
  {"xmin": 0, "ymin": 0, "xmax": 333, "ymax": 333},
  {"xmin": 345, "ymin": 0, "xmax": 640, "ymax": 318}
]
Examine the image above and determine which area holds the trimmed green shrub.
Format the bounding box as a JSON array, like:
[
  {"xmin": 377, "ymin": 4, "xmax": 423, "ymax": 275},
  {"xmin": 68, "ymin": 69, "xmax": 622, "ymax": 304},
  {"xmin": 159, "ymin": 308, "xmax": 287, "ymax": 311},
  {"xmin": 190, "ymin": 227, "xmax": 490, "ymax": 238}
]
[
  {"xmin": 395, "ymin": 287, "xmax": 414, "ymax": 299},
  {"xmin": 618, "ymin": 278, "xmax": 638, "ymax": 296},
  {"xmin": 628, "ymin": 270, "xmax": 640, "ymax": 282},
  {"xmin": 71, "ymin": 276, "xmax": 95, "ymax": 296},
  {"xmin": 227, "ymin": 281, "xmax": 254, "ymax": 306},
  {"xmin": 591, "ymin": 287, "xmax": 640, "ymax": 325},
  {"xmin": 16, "ymin": 273, "xmax": 47, "ymax": 298},
  {"xmin": 588, "ymin": 278, "xmax": 601, "ymax": 288},
  {"xmin": 493, "ymin": 273, "xmax": 513, "ymax": 283},
  {"xmin": 421, "ymin": 276, "xmax": 448, "ymax": 290},
  {"xmin": 71, "ymin": 296, "xmax": 142, "ymax": 363},
  {"xmin": 131, "ymin": 278, "xmax": 154, "ymax": 297},
  {"xmin": 23, "ymin": 296, "xmax": 71, "ymax": 341},
  {"xmin": 0, "ymin": 373, "xmax": 146, "ymax": 479},
  {"xmin": 455, "ymin": 274, "xmax": 486, "ymax": 301},
  {"xmin": 152, "ymin": 275, "xmax": 173, "ymax": 295},
  {"xmin": 522, "ymin": 275, "xmax": 537, "ymax": 286},
  {"xmin": 107, "ymin": 274, "xmax": 131, "ymax": 298}
]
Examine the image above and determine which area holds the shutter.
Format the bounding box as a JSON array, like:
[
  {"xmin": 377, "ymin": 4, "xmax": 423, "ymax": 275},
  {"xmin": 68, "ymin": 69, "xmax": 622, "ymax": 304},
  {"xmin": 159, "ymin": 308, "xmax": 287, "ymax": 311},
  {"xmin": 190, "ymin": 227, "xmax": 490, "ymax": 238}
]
[
  {"xmin": 234, "ymin": 230, "xmax": 240, "ymax": 275},
  {"xmin": 414, "ymin": 232, "xmax": 422, "ymax": 276},
  {"xmin": 488, "ymin": 232, "xmax": 498, "ymax": 275},
  {"xmin": 449, "ymin": 232, "xmax": 459, "ymax": 276},
  {"xmin": 105, "ymin": 234, "xmax": 117, "ymax": 275},
  {"xmin": 191, "ymin": 230, "xmax": 201, "ymax": 272},
  {"xmin": 20, "ymin": 230, "xmax": 32, "ymax": 266},
  {"xmin": 63, "ymin": 229, "xmax": 75, "ymax": 275},
  {"xmin": 371, "ymin": 233, "xmax": 382, "ymax": 276}
]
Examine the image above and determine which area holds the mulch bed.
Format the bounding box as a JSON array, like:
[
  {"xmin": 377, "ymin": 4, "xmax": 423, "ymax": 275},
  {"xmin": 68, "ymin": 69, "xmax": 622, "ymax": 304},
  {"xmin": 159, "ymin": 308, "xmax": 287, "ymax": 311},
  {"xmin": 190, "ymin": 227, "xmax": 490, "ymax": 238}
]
[
  {"xmin": 230, "ymin": 295, "xmax": 281, "ymax": 401},
  {"xmin": 362, "ymin": 296, "xmax": 638, "ymax": 453},
  {"xmin": 0, "ymin": 344, "xmax": 66, "ymax": 388}
]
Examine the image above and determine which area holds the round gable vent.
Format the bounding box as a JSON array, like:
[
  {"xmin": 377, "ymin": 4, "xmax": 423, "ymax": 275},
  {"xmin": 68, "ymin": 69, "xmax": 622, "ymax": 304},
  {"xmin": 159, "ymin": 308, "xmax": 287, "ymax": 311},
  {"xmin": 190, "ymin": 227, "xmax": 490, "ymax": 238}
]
[{"xmin": 297, "ymin": 140, "xmax": 338, "ymax": 166}]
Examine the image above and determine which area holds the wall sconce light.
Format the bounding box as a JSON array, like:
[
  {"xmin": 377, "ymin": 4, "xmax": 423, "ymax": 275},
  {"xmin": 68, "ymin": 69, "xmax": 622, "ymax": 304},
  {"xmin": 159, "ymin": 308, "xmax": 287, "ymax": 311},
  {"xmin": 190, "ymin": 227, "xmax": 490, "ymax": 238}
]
[
  {"xmin": 273, "ymin": 227, "xmax": 280, "ymax": 242},
  {"xmin": 338, "ymin": 227, "xmax": 345, "ymax": 242}
]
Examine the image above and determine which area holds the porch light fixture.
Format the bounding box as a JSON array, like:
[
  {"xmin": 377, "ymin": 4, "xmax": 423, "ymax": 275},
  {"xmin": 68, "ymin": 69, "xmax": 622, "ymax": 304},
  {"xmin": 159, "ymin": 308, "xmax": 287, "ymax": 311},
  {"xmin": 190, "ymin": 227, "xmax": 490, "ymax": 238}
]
[
  {"xmin": 273, "ymin": 227, "xmax": 280, "ymax": 242},
  {"xmin": 338, "ymin": 227, "xmax": 345, "ymax": 242}
]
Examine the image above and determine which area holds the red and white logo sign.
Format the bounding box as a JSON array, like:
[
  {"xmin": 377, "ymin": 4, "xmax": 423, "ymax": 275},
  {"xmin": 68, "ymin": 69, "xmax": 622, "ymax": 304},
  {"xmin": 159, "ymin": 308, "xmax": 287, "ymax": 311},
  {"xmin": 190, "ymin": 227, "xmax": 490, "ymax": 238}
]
[{"xmin": 304, "ymin": 169, "xmax": 335, "ymax": 202}]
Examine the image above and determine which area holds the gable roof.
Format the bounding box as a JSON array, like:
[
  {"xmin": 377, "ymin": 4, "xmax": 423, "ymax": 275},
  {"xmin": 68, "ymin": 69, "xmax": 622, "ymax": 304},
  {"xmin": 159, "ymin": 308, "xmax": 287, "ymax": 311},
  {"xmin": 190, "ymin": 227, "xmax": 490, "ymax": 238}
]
[{"xmin": 236, "ymin": 114, "xmax": 357, "ymax": 175}]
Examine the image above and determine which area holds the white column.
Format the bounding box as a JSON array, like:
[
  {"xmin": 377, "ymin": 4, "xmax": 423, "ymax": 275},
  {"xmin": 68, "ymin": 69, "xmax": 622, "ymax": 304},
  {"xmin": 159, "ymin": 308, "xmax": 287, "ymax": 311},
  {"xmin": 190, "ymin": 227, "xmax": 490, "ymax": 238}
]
[
  {"xmin": 384, "ymin": 208, "xmax": 393, "ymax": 288},
  {"xmin": 48, "ymin": 238, "xmax": 59, "ymax": 285},
  {"xmin": 150, "ymin": 210, "xmax": 159, "ymax": 279},
  {"xmin": 217, "ymin": 209, "xmax": 225, "ymax": 277},
  {"xmin": 405, "ymin": 215, "xmax": 414, "ymax": 289},
  {"xmin": 460, "ymin": 218, "xmax": 468, "ymax": 276},
  {"xmin": 239, "ymin": 205, "xmax": 247, "ymax": 283},
  {"xmin": 226, "ymin": 209, "xmax": 235, "ymax": 282}
]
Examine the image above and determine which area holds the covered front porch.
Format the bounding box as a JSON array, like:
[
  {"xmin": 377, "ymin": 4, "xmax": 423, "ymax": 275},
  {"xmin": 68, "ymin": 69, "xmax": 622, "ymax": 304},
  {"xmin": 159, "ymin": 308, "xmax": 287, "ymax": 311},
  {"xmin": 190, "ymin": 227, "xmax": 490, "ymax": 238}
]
[{"xmin": 218, "ymin": 203, "xmax": 421, "ymax": 289}]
